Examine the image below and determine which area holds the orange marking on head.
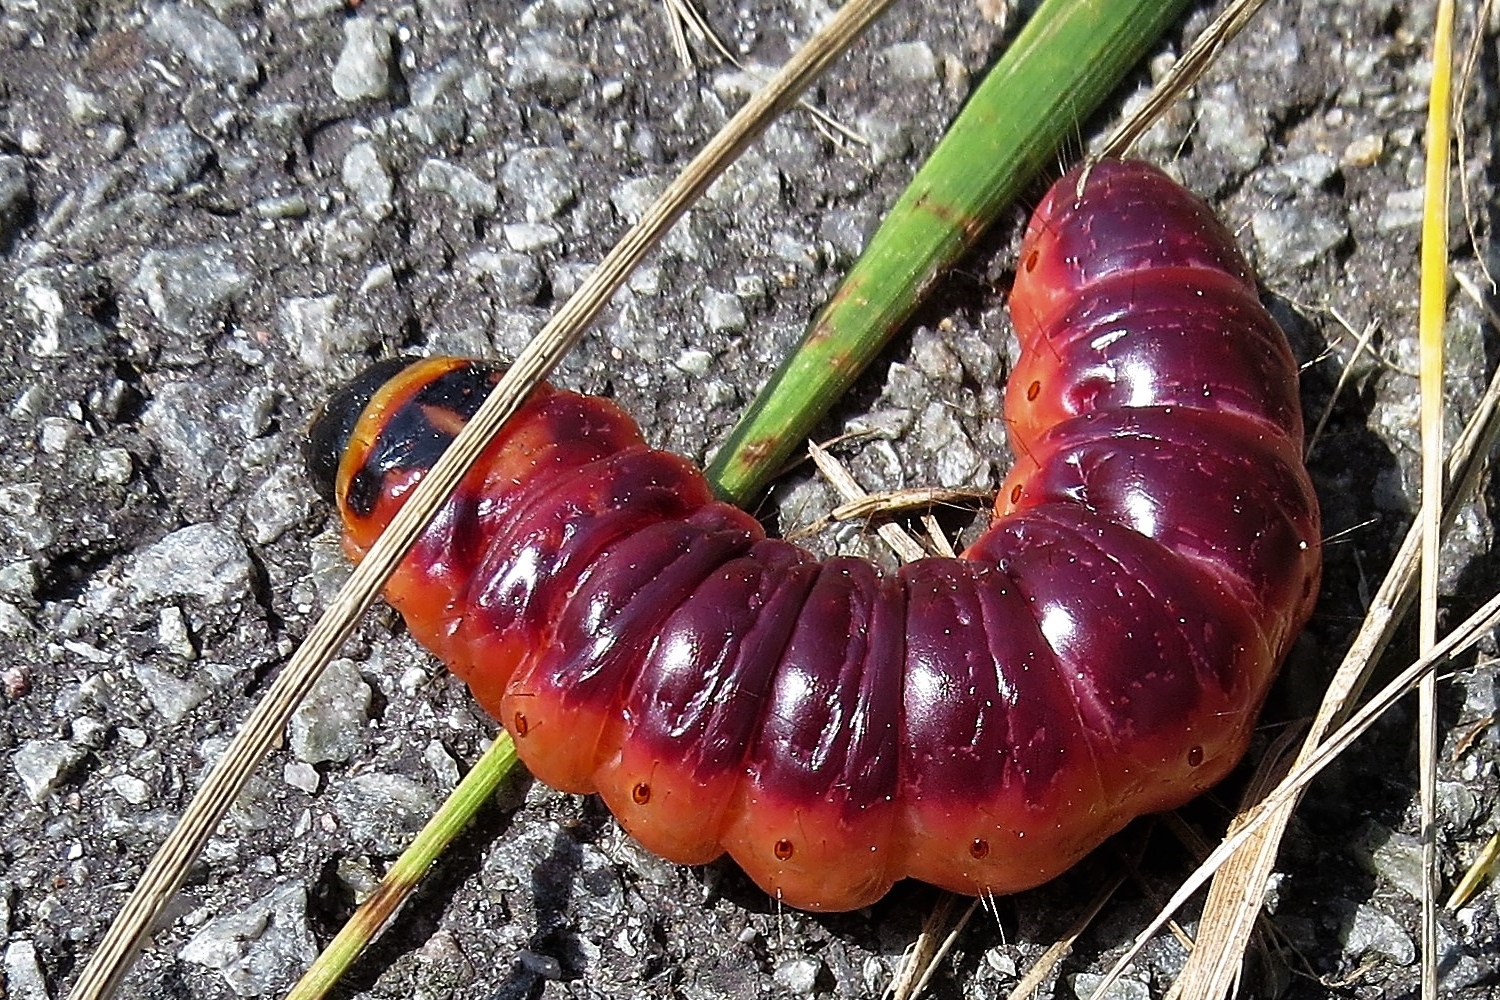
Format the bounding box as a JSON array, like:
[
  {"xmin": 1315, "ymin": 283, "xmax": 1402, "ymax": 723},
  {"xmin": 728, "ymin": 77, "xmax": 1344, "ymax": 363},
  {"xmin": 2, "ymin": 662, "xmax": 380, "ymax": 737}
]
[{"xmin": 419, "ymin": 402, "xmax": 471, "ymax": 438}]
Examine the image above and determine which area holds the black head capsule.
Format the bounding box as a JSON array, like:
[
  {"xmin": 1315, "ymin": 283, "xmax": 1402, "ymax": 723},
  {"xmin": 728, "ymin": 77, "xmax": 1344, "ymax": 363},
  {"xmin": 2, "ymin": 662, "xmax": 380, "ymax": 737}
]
[{"xmin": 304, "ymin": 357, "xmax": 417, "ymax": 503}]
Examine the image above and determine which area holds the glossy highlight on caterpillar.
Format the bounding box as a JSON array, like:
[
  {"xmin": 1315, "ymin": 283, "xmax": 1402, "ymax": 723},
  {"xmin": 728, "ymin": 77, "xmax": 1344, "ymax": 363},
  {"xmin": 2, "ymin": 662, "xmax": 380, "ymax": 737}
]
[{"xmin": 308, "ymin": 160, "xmax": 1321, "ymax": 911}]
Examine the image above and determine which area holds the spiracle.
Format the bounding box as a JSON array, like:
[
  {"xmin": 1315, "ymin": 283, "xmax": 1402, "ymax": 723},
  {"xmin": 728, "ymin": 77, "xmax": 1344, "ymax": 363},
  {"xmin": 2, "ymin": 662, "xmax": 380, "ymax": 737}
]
[{"xmin": 308, "ymin": 160, "xmax": 1321, "ymax": 911}]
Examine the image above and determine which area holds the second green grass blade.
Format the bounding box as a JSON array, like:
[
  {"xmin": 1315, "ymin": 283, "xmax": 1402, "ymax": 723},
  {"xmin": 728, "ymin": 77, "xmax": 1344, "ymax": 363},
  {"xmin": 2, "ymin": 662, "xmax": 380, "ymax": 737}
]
[{"xmin": 705, "ymin": 0, "xmax": 1191, "ymax": 506}]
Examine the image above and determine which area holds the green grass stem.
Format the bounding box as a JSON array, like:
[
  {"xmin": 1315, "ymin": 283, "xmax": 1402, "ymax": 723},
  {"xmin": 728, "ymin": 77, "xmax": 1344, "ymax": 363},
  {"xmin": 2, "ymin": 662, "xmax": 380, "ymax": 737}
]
[{"xmin": 704, "ymin": 0, "xmax": 1191, "ymax": 505}]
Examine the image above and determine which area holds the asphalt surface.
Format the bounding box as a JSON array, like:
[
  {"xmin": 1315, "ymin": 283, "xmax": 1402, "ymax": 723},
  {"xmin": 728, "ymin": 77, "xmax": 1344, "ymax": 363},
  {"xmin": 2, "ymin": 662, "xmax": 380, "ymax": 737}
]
[{"xmin": 1, "ymin": 1, "xmax": 1498, "ymax": 998}]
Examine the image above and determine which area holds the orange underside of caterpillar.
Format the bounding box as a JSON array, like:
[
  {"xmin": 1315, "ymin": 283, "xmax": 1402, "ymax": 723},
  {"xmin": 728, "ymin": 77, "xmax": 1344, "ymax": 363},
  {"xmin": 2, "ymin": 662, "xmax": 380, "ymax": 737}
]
[{"xmin": 319, "ymin": 160, "xmax": 1321, "ymax": 910}]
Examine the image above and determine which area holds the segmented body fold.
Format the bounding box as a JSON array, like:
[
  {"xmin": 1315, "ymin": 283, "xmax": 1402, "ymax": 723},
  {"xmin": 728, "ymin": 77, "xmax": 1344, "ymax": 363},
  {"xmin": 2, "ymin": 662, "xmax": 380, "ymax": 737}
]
[{"xmin": 319, "ymin": 160, "xmax": 1321, "ymax": 910}]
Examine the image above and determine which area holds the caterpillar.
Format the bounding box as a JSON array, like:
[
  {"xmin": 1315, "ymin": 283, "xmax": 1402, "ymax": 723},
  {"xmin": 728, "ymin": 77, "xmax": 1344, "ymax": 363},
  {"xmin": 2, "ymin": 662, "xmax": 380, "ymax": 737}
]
[{"xmin": 307, "ymin": 159, "xmax": 1321, "ymax": 912}]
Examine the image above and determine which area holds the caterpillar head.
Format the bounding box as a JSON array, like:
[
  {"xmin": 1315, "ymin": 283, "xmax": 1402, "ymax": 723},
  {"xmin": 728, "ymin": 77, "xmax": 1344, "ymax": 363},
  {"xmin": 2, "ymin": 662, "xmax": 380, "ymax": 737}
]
[{"xmin": 304, "ymin": 356, "xmax": 418, "ymax": 503}]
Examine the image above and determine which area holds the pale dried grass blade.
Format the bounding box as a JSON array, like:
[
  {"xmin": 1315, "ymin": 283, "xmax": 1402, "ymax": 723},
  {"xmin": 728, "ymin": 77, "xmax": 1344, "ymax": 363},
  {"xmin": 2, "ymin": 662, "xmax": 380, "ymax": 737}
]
[
  {"xmin": 921, "ymin": 514, "xmax": 958, "ymax": 559},
  {"xmin": 1164, "ymin": 725, "xmax": 1305, "ymax": 1000},
  {"xmin": 1096, "ymin": 0, "xmax": 1269, "ymax": 159},
  {"xmin": 661, "ymin": 0, "xmax": 865, "ymax": 145},
  {"xmin": 658, "ymin": 0, "xmax": 695, "ymax": 71},
  {"xmin": 808, "ymin": 440, "xmax": 927, "ymax": 562},
  {"xmin": 828, "ymin": 486, "xmax": 991, "ymax": 523},
  {"xmin": 1304, "ymin": 315, "xmax": 1379, "ymax": 462},
  {"xmin": 1009, "ymin": 870, "xmax": 1128, "ymax": 1000},
  {"xmin": 886, "ymin": 895, "xmax": 980, "ymax": 1000},
  {"xmin": 65, "ymin": 3, "xmax": 898, "ymax": 997}
]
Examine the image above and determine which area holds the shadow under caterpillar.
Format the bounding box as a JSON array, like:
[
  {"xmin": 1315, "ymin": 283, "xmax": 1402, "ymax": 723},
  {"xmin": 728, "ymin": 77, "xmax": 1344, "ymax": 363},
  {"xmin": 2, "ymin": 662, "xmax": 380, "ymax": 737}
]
[{"xmin": 307, "ymin": 159, "xmax": 1321, "ymax": 911}]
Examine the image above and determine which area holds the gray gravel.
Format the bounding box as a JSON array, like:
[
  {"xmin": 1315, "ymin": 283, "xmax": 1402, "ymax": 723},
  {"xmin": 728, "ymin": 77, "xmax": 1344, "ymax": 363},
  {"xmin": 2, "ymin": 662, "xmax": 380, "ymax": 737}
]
[{"xmin": 1, "ymin": 1, "xmax": 1498, "ymax": 999}]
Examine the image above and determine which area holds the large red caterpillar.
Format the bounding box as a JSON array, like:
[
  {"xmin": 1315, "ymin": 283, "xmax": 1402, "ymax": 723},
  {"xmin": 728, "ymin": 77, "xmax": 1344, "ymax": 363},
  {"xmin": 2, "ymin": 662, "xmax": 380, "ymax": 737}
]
[{"xmin": 307, "ymin": 160, "xmax": 1321, "ymax": 911}]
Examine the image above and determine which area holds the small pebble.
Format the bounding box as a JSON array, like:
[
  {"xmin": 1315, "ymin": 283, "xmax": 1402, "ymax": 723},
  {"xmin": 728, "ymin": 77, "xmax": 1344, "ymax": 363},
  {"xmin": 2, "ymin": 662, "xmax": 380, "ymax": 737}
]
[
  {"xmin": 133, "ymin": 661, "xmax": 210, "ymax": 724},
  {"xmin": 179, "ymin": 884, "xmax": 316, "ymax": 997},
  {"xmin": 916, "ymin": 402, "xmax": 987, "ymax": 488},
  {"xmin": 94, "ymin": 448, "xmax": 134, "ymax": 485},
  {"xmin": 341, "ymin": 142, "xmax": 394, "ymax": 221},
  {"xmin": 1342, "ymin": 132, "xmax": 1385, "ymax": 169},
  {"xmin": 502, "ymin": 222, "xmax": 560, "ymax": 252},
  {"xmin": 0, "ymin": 482, "xmax": 53, "ymax": 551},
  {"xmin": 254, "ymin": 193, "xmax": 309, "ymax": 219},
  {"xmin": 63, "ymin": 83, "xmax": 107, "ymax": 125},
  {"xmin": 157, "ymin": 605, "xmax": 197, "ymax": 659},
  {"xmin": 332, "ymin": 19, "xmax": 394, "ymax": 102},
  {"xmin": 141, "ymin": 382, "xmax": 230, "ymax": 486},
  {"xmin": 72, "ymin": 716, "xmax": 108, "ymax": 750},
  {"xmin": 417, "ymin": 158, "xmax": 499, "ymax": 217},
  {"xmin": 132, "ymin": 245, "xmax": 249, "ymax": 338},
  {"xmin": 37, "ymin": 416, "xmax": 77, "ymax": 454},
  {"xmin": 878, "ymin": 40, "xmax": 937, "ymax": 83},
  {"xmin": 287, "ymin": 0, "xmax": 344, "ymax": 16},
  {"xmin": 279, "ymin": 294, "xmax": 376, "ymax": 373},
  {"xmin": 3, "ymin": 940, "xmax": 51, "ymax": 1000},
  {"xmin": 3, "ymin": 664, "xmax": 30, "ymax": 697},
  {"xmin": 984, "ymin": 948, "xmax": 1017, "ymax": 977},
  {"xmin": 772, "ymin": 956, "xmax": 823, "ymax": 996},
  {"xmin": 1339, "ymin": 901, "xmax": 1417, "ymax": 966},
  {"xmin": 1069, "ymin": 973, "xmax": 1151, "ymax": 1000},
  {"xmin": 701, "ymin": 290, "xmax": 745, "ymax": 334},
  {"xmin": 283, "ymin": 762, "xmax": 320, "ymax": 794},
  {"xmin": 1274, "ymin": 152, "xmax": 1339, "ymax": 190},
  {"xmin": 138, "ymin": 123, "xmax": 212, "ymax": 194},
  {"xmin": 330, "ymin": 773, "xmax": 438, "ymax": 855},
  {"xmin": 610, "ymin": 176, "xmax": 663, "ymax": 224},
  {"xmin": 128, "ymin": 524, "xmax": 254, "ymax": 606},
  {"xmin": 1195, "ymin": 82, "xmax": 1265, "ymax": 171},
  {"xmin": 109, "ymin": 774, "xmax": 153, "ymax": 806},
  {"xmin": 145, "ymin": 3, "xmax": 258, "ymax": 84},
  {"xmin": 501, "ymin": 147, "xmax": 578, "ymax": 220},
  {"xmin": 0, "ymin": 560, "xmax": 39, "ymax": 602},
  {"xmin": 673, "ymin": 349, "xmax": 713, "ymax": 377},
  {"xmin": 244, "ymin": 467, "xmax": 314, "ymax": 545},
  {"xmin": 1250, "ymin": 206, "xmax": 1348, "ymax": 272},
  {"xmin": 1349, "ymin": 820, "xmax": 1426, "ymax": 900},
  {"xmin": 289, "ymin": 658, "xmax": 373, "ymax": 765},
  {"xmin": 423, "ymin": 740, "xmax": 460, "ymax": 790},
  {"xmin": 358, "ymin": 263, "xmax": 394, "ymax": 294},
  {"xmin": 1376, "ymin": 187, "xmax": 1426, "ymax": 231},
  {"xmin": 855, "ymin": 113, "xmax": 910, "ymax": 166},
  {"xmin": 505, "ymin": 31, "xmax": 591, "ymax": 102},
  {"xmin": 10, "ymin": 383, "xmax": 48, "ymax": 421},
  {"xmin": 14, "ymin": 739, "xmax": 86, "ymax": 803},
  {"xmin": 465, "ymin": 250, "xmax": 543, "ymax": 306}
]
